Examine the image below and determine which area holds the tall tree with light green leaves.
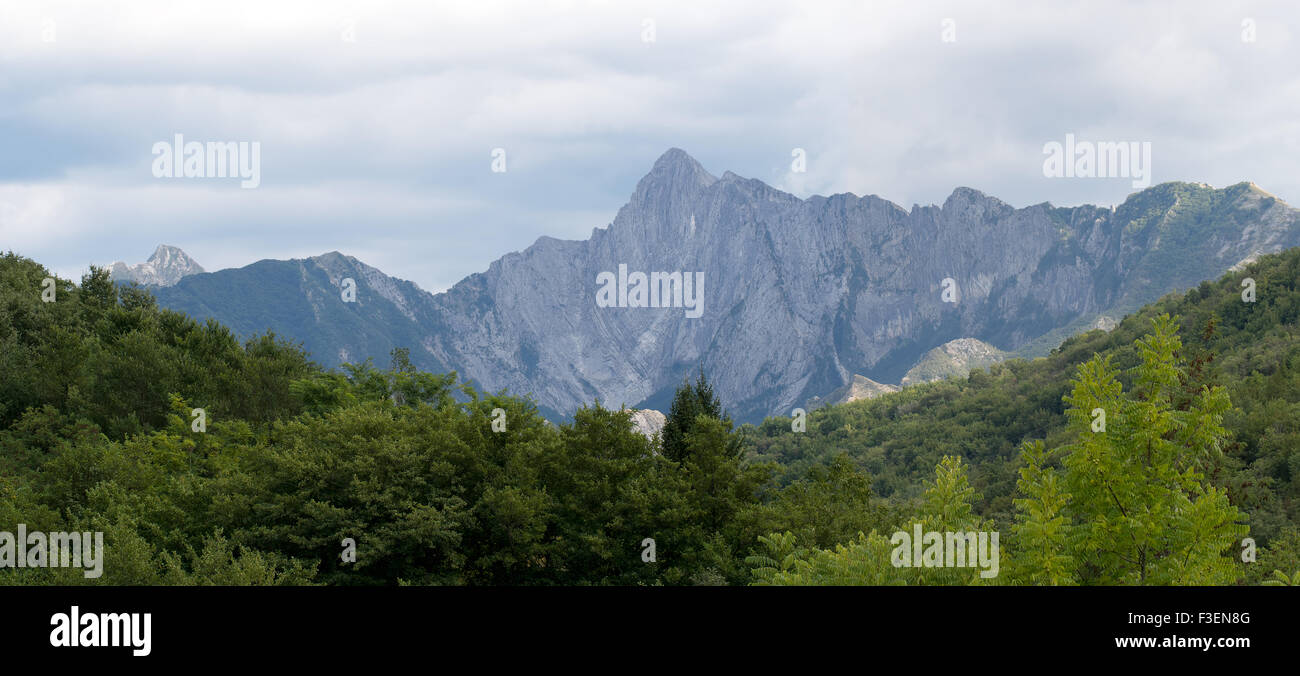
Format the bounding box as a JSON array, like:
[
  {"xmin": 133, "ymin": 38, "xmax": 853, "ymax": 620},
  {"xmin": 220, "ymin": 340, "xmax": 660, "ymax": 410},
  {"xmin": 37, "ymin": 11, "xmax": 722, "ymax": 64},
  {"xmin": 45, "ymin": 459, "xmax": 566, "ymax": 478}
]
[
  {"xmin": 1014, "ymin": 314, "xmax": 1246, "ymax": 585},
  {"xmin": 1010, "ymin": 440, "xmax": 1075, "ymax": 585}
]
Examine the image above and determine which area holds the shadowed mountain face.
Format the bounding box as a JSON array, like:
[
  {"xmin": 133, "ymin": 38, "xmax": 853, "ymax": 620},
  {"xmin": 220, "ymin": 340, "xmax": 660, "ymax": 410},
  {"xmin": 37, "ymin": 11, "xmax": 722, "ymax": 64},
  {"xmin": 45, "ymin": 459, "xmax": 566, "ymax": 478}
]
[{"xmin": 154, "ymin": 149, "xmax": 1300, "ymax": 422}]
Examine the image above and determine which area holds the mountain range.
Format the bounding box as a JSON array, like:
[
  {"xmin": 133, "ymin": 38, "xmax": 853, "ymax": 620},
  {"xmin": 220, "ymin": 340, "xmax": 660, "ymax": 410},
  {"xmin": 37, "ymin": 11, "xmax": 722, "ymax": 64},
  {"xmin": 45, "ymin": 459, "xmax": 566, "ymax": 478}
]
[{"xmin": 144, "ymin": 149, "xmax": 1300, "ymax": 422}]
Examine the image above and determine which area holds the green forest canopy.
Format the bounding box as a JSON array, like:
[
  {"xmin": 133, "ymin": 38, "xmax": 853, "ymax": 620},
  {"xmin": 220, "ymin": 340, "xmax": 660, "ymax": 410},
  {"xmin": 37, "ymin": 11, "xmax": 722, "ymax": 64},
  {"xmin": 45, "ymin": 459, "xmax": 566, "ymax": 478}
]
[{"xmin": 1, "ymin": 247, "xmax": 1298, "ymax": 585}]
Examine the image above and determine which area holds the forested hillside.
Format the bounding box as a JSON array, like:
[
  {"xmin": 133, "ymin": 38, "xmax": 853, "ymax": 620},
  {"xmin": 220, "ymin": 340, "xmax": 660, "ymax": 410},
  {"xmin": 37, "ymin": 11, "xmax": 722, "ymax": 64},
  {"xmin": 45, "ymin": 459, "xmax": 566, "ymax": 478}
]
[
  {"xmin": 744, "ymin": 246, "xmax": 1300, "ymax": 583},
  {"xmin": 2, "ymin": 248, "xmax": 1298, "ymax": 585}
]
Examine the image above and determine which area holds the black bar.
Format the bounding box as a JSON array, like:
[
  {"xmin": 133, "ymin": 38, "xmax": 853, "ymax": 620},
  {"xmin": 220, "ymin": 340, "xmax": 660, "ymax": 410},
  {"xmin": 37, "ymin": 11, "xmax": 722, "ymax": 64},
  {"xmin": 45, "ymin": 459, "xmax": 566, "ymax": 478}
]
[{"xmin": 1, "ymin": 586, "xmax": 1287, "ymax": 665}]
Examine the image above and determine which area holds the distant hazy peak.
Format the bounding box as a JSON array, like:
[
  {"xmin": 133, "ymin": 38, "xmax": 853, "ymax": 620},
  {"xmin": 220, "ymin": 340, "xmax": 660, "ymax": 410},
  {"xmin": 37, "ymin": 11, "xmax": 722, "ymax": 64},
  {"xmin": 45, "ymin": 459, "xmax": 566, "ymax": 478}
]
[
  {"xmin": 653, "ymin": 147, "xmax": 712, "ymax": 174},
  {"xmin": 109, "ymin": 244, "xmax": 204, "ymax": 287},
  {"xmin": 307, "ymin": 251, "xmax": 357, "ymax": 275}
]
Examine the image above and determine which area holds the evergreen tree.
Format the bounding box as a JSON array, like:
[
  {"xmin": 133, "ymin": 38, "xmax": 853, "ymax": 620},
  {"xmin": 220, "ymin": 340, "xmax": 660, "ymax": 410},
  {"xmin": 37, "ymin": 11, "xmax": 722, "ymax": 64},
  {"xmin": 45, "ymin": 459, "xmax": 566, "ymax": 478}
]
[{"xmin": 662, "ymin": 368, "xmax": 728, "ymax": 463}]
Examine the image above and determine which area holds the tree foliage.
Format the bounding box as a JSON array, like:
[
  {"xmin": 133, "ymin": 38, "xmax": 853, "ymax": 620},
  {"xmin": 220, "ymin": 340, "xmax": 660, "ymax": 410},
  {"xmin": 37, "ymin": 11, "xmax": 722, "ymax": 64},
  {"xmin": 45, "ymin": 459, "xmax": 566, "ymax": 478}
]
[{"xmin": 2, "ymin": 247, "xmax": 1296, "ymax": 586}]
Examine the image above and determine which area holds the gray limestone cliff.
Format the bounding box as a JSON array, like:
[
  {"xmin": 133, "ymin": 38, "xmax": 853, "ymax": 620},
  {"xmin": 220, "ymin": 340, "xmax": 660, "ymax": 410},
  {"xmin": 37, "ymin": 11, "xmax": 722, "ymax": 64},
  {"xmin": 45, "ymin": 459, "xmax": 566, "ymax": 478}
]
[{"xmin": 154, "ymin": 149, "xmax": 1300, "ymax": 423}]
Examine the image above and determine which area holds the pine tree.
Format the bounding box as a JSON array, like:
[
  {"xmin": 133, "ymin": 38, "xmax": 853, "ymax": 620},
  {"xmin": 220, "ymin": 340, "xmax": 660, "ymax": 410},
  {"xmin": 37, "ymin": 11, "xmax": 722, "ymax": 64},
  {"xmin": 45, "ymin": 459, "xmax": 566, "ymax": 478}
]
[{"xmin": 661, "ymin": 368, "xmax": 728, "ymax": 463}]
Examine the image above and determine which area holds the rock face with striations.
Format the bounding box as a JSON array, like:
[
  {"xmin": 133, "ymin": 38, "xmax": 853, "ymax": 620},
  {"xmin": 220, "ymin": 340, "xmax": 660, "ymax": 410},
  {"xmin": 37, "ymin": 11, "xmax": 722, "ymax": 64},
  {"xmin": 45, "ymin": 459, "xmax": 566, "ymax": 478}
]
[
  {"xmin": 414, "ymin": 150, "xmax": 1300, "ymax": 421},
  {"xmin": 155, "ymin": 149, "xmax": 1300, "ymax": 423}
]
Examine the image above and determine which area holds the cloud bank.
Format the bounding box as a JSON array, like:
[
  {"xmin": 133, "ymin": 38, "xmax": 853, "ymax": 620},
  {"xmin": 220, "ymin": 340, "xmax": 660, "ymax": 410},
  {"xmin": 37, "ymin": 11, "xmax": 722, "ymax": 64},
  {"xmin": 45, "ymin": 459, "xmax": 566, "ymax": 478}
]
[{"xmin": 1, "ymin": 0, "xmax": 1297, "ymax": 291}]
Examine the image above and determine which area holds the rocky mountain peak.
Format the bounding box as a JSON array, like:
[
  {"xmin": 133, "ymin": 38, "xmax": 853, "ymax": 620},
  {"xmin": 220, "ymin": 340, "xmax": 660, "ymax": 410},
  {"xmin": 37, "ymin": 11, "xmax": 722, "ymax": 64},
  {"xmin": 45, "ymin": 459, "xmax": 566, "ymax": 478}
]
[
  {"xmin": 652, "ymin": 147, "xmax": 714, "ymax": 179},
  {"xmin": 942, "ymin": 187, "xmax": 1012, "ymax": 219},
  {"xmin": 109, "ymin": 245, "xmax": 204, "ymax": 287},
  {"xmin": 308, "ymin": 251, "xmax": 354, "ymax": 275},
  {"xmin": 631, "ymin": 148, "xmax": 717, "ymax": 201}
]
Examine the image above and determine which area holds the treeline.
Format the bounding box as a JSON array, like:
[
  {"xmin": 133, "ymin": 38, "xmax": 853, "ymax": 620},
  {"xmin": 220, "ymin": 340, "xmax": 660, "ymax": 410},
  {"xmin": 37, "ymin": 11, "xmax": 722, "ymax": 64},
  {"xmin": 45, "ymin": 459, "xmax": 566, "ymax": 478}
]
[{"xmin": 1, "ymin": 249, "xmax": 1296, "ymax": 585}]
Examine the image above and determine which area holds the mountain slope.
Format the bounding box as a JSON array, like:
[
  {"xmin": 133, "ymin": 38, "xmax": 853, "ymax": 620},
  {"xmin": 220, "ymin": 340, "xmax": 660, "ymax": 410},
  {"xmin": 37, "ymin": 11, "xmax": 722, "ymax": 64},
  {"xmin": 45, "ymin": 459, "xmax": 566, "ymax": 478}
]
[
  {"xmin": 153, "ymin": 149, "xmax": 1300, "ymax": 422},
  {"xmin": 153, "ymin": 252, "xmax": 454, "ymax": 373}
]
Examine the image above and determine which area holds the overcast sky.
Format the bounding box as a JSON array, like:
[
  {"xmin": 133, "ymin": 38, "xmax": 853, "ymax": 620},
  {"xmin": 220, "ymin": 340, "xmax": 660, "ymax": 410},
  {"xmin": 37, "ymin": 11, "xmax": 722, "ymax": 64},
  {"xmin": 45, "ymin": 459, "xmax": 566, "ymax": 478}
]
[{"xmin": 2, "ymin": 0, "xmax": 1297, "ymax": 292}]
